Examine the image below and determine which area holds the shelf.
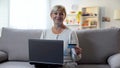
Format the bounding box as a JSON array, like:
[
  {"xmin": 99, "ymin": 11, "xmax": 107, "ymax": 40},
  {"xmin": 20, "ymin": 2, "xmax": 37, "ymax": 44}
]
[
  {"xmin": 64, "ymin": 7, "xmax": 99, "ymax": 30},
  {"xmin": 67, "ymin": 14, "xmax": 77, "ymax": 16},
  {"xmin": 65, "ymin": 24, "xmax": 80, "ymax": 26},
  {"xmin": 82, "ymin": 25, "xmax": 97, "ymax": 27},
  {"xmin": 82, "ymin": 26, "xmax": 97, "ymax": 29},
  {"xmin": 82, "ymin": 16, "xmax": 98, "ymax": 18},
  {"xmin": 64, "ymin": 12, "xmax": 81, "ymax": 28},
  {"xmin": 81, "ymin": 6, "xmax": 100, "ymax": 29}
]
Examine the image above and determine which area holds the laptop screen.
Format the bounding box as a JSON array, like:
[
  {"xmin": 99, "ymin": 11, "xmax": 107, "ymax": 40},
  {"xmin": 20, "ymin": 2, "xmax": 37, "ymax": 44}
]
[{"xmin": 29, "ymin": 39, "xmax": 64, "ymax": 65}]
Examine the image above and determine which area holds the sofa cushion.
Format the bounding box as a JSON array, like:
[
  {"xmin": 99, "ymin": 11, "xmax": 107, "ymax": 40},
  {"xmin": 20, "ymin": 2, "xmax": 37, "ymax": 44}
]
[
  {"xmin": 108, "ymin": 53, "xmax": 120, "ymax": 68},
  {"xmin": 0, "ymin": 50, "xmax": 8, "ymax": 62},
  {"xmin": 77, "ymin": 64, "xmax": 110, "ymax": 68},
  {"xmin": 1, "ymin": 27, "xmax": 42, "ymax": 61},
  {"xmin": 0, "ymin": 38, "xmax": 5, "ymax": 51},
  {"xmin": 0, "ymin": 61, "xmax": 34, "ymax": 68},
  {"xmin": 76, "ymin": 28, "xmax": 120, "ymax": 64}
]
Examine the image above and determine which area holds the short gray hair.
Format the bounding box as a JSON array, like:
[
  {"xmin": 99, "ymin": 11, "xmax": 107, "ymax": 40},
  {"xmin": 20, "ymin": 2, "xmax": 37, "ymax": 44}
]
[{"xmin": 50, "ymin": 5, "xmax": 66, "ymax": 16}]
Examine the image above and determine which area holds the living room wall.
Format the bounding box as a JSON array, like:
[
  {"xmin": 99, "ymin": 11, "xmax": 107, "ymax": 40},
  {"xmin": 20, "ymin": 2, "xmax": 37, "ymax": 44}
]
[
  {"xmin": 0, "ymin": 0, "xmax": 120, "ymax": 33},
  {"xmin": 50, "ymin": 0, "xmax": 120, "ymax": 28},
  {"xmin": 0, "ymin": 0, "xmax": 9, "ymax": 35}
]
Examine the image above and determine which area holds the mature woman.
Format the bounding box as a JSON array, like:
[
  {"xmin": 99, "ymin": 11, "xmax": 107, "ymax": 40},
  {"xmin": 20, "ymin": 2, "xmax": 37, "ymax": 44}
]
[{"xmin": 35, "ymin": 5, "xmax": 82, "ymax": 68}]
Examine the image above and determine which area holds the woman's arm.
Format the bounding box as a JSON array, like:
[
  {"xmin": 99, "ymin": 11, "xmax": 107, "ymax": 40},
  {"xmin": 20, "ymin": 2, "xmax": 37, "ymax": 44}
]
[{"xmin": 69, "ymin": 31, "xmax": 82, "ymax": 61}]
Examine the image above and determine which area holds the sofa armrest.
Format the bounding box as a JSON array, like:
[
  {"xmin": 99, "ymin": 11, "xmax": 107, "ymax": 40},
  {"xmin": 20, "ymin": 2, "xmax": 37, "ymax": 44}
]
[
  {"xmin": 0, "ymin": 50, "xmax": 8, "ymax": 63},
  {"xmin": 108, "ymin": 53, "xmax": 120, "ymax": 68}
]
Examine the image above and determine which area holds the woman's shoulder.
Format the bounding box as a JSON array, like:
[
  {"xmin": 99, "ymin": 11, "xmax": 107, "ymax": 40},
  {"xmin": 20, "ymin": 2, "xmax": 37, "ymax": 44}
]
[
  {"xmin": 62, "ymin": 28, "xmax": 76, "ymax": 36},
  {"xmin": 65, "ymin": 28, "xmax": 76, "ymax": 33},
  {"xmin": 65, "ymin": 27, "xmax": 72, "ymax": 31},
  {"xmin": 41, "ymin": 29, "xmax": 52, "ymax": 36},
  {"xmin": 42, "ymin": 29, "xmax": 51, "ymax": 33}
]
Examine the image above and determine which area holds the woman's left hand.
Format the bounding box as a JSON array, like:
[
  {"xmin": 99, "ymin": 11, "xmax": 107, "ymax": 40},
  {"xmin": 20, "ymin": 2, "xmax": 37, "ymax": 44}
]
[{"xmin": 74, "ymin": 47, "xmax": 82, "ymax": 55}]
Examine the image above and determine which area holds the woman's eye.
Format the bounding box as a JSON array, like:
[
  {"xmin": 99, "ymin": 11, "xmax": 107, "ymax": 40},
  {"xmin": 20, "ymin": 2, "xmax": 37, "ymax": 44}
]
[
  {"xmin": 54, "ymin": 13, "xmax": 57, "ymax": 15},
  {"xmin": 60, "ymin": 13, "xmax": 63, "ymax": 15},
  {"xmin": 53, "ymin": 12, "xmax": 64, "ymax": 16}
]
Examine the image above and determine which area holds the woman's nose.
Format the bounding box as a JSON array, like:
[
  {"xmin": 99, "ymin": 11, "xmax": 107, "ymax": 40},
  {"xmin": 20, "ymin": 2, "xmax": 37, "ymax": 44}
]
[{"xmin": 56, "ymin": 14, "xmax": 61, "ymax": 17}]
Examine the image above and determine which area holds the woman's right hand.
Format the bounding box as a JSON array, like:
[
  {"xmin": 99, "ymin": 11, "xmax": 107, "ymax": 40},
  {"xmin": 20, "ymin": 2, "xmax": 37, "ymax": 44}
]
[{"xmin": 74, "ymin": 47, "xmax": 82, "ymax": 55}]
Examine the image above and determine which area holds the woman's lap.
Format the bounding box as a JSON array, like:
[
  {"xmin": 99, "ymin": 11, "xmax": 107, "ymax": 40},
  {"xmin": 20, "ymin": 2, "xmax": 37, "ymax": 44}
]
[{"xmin": 34, "ymin": 62, "xmax": 78, "ymax": 68}]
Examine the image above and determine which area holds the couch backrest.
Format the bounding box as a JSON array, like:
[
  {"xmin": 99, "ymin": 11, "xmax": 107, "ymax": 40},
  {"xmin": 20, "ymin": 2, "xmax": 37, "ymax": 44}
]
[
  {"xmin": 76, "ymin": 28, "xmax": 120, "ymax": 64},
  {"xmin": 0, "ymin": 27, "xmax": 120, "ymax": 64},
  {"xmin": 0, "ymin": 27, "xmax": 42, "ymax": 61}
]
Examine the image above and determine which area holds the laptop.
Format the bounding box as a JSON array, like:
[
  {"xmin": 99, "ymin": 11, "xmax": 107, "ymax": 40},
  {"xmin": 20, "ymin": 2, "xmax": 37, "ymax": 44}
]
[{"xmin": 28, "ymin": 39, "xmax": 64, "ymax": 66}]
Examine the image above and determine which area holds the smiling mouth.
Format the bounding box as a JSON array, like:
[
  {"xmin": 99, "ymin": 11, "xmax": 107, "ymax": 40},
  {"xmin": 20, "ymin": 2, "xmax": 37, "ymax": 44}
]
[{"xmin": 56, "ymin": 19, "xmax": 61, "ymax": 20}]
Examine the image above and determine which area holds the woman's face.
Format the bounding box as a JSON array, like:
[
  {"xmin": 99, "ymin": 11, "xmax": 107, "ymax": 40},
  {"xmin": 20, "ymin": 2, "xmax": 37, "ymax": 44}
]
[{"xmin": 51, "ymin": 10, "xmax": 66, "ymax": 25}]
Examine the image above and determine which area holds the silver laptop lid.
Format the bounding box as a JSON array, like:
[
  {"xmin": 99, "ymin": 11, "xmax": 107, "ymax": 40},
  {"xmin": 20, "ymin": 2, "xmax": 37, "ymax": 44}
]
[{"xmin": 29, "ymin": 39, "xmax": 64, "ymax": 65}]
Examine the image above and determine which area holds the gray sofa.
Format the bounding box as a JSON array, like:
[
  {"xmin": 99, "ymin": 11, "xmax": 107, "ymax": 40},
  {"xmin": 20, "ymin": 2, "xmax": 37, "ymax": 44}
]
[{"xmin": 0, "ymin": 27, "xmax": 120, "ymax": 68}]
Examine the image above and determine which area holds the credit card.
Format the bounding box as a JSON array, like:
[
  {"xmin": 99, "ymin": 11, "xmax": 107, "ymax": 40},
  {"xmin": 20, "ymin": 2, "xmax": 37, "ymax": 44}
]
[{"xmin": 68, "ymin": 44, "xmax": 76, "ymax": 48}]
